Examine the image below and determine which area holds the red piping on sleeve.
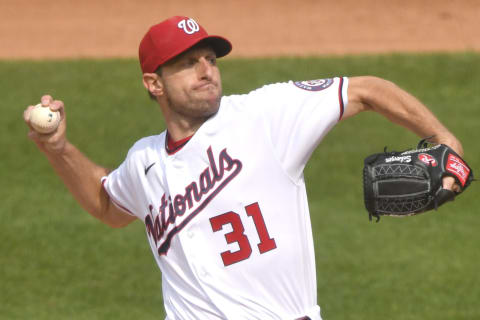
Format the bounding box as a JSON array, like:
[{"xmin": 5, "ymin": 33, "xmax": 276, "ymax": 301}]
[
  {"xmin": 101, "ymin": 179, "xmax": 136, "ymax": 216},
  {"xmin": 338, "ymin": 77, "xmax": 345, "ymax": 121}
]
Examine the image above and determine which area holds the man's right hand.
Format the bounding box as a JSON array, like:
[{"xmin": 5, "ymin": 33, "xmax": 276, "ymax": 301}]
[{"xmin": 24, "ymin": 95, "xmax": 67, "ymax": 154}]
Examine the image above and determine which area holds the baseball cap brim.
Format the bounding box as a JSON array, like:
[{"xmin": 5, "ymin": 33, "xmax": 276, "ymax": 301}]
[
  {"xmin": 161, "ymin": 35, "xmax": 232, "ymax": 68},
  {"xmin": 196, "ymin": 36, "xmax": 232, "ymax": 59}
]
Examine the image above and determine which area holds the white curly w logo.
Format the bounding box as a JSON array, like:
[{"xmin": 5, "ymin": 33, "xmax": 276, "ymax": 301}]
[{"xmin": 178, "ymin": 18, "xmax": 200, "ymax": 35}]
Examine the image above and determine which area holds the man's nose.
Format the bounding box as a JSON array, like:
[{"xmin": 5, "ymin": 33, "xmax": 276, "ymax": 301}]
[{"xmin": 197, "ymin": 57, "xmax": 213, "ymax": 79}]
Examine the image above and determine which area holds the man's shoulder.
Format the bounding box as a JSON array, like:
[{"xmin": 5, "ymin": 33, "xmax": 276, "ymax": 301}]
[
  {"xmin": 223, "ymin": 82, "xmax": 293, "ymax": 99},
  {"xmin": 220, "ymin": 82, "xmax": 293, "ymax": 110},
  {"xmin": 126, "ymin": 132, "xmax": 165, "ymax": 158}
]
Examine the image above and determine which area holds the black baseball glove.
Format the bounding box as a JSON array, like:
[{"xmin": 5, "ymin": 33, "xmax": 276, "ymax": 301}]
[{"xmin": 363, "ymin": 140, "xmax": 474, "ymax": 222}]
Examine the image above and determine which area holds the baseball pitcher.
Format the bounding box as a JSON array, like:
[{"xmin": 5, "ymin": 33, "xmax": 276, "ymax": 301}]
[{"xmin": 24, "ymin": 16, "xmax": 470, "ymax": 320}]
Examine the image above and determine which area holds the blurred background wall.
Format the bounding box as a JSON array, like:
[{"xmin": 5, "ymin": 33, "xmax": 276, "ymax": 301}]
[{"xmin": 1, "ymin": 0, "xmax": 479, "ymax": 59}]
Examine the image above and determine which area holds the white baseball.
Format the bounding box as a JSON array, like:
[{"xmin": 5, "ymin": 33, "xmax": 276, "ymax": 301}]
[{"xmin": 29, "ymin": 103, "xmax": 61, "ymax": 134}]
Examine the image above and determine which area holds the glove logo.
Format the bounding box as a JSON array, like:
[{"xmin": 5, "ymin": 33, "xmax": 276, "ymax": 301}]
[
  {"xmin": 446, "ymin": 154, "xmax": 470, "ymax": 187},
  {"xmin": 418, "ymin": 153, "xmax": 437, "ymax": 166},
  {"xmin": 385, "ymin": 155, "xmax": 411, "ymax": 163}
]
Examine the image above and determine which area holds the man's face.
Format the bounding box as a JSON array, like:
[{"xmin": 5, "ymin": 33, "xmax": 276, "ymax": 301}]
[{"xmin": 158, "ymin": 45, "xmax": 222, "ymax": 121}]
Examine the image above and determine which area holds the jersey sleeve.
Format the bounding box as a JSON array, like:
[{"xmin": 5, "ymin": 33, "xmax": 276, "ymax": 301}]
[
  {"xmin": 101, "ymin": 138, "xmax": 153, "ymax": 218},
  {"xmin": 247, "ymin": 77, "xmax": 348, "ymax": 181}
]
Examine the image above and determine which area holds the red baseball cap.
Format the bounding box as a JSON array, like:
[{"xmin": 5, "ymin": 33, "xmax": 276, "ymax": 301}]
[{"xmin": 139, "ymin": 16, "xmax": 232, "ymax": 73}]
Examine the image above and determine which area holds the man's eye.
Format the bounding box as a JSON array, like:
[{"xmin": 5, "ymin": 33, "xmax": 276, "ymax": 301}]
[{"xmin": 183, "ymin": 59, "xmax": 195, "ymax": 67}]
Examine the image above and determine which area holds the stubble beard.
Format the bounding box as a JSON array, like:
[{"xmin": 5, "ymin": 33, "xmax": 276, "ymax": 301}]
[{"xmin": 165, "ymin": 84, "xmax": 222, "ymax": 123}]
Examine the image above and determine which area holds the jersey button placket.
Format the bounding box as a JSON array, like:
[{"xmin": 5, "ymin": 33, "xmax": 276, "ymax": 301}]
[
  {"xmin": 179, "ymin": 227, "xmax": 212, "ymax": 281},
  {"xmin": 180, "ymin": 235, "xmax": 203, "ymax": 280},
  {"xmin": 172, "ymin": 159, "xmax": 183, "ymax": 169},
  {"xmin": 164, "ymin": 156, "xmax": 184, "ymax": 229}
]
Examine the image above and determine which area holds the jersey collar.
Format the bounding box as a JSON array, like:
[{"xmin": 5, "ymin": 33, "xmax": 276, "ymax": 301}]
[{"xmin": 165, "ymin": 131, "xmax": 194, "ymax": 155}]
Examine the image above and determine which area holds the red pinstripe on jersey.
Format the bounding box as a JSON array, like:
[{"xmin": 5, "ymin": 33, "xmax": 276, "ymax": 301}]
[{"xmin": 338, "ymin": 77, "xmax": 345, "ymax": 120}]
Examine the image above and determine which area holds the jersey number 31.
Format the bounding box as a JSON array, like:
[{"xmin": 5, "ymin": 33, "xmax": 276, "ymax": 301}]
[{"xmin": 209, "ymin": 202, "xmax": 277, "ymax": 266}]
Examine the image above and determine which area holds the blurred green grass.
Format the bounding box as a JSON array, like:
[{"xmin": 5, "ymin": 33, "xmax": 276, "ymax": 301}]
[{"xmin": 1, "ymin": 52, "xmax": 478, "ymax": 319}]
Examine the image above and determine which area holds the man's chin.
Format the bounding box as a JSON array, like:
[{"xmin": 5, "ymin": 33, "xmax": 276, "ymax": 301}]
[
  {"xmin": 202, "ymin": 102, "xmax": 221, "ymax": 118},
  {"xmin": 199, "ymin": 93, "xmax": 221, "ymax": 111},
  {"xmin": 188, "ymin": 99, "xmax": 221, "ymax": 120}
]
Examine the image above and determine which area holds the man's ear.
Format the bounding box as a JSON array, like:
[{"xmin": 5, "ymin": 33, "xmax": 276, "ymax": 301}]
[{"xmin": 142, "ymin": 73, "xmax": 163, "ymax": 97}]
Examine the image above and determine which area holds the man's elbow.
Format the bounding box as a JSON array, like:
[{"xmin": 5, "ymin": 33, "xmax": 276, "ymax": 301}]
[
  {"xmin": 350, "ymin": 76, "xmax": 402, "ymax": 108},
  {"xmin": 95, "ymin": 201, "xmax": 136, "ymax": 228},
  {"xmin": 345, "ymin": 76, "xmax": 392, "ymax": 117},
  {"xmin": 355, "ymin": 76, "xmax": 397, "ymax": 95},
  {"xmin": 105, "ymin": 220, "xmax": 132, "ymax": 229}
]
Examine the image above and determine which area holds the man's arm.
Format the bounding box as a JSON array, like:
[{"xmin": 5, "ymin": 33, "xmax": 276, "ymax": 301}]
[
  {"xmin": 344, "ymin": 76, "xmax": 463, "ymax": 190},
  {"xmin": 24, "ymin": 95, "xmax": 136, "ymax": 228}
]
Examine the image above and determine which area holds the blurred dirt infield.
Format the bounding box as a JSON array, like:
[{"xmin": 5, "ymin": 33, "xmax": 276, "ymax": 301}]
[{"xmin": 1, "ymin": 0, "xmax": 479, "ymax": 59}]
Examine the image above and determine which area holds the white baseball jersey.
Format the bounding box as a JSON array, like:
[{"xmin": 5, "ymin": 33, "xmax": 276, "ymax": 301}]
[{"xmin": 102, "ymin": 77, "xmax": 349, "ymax": 320}]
